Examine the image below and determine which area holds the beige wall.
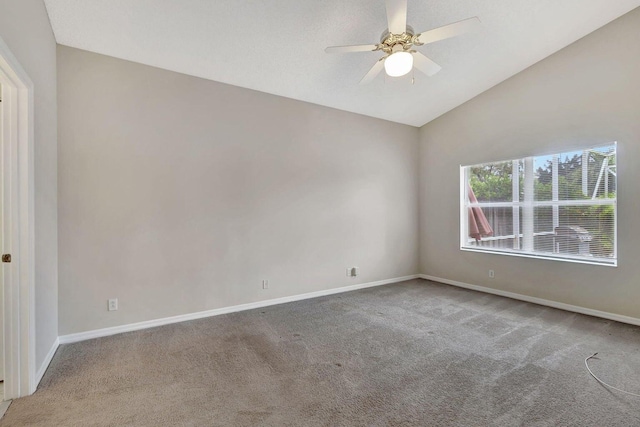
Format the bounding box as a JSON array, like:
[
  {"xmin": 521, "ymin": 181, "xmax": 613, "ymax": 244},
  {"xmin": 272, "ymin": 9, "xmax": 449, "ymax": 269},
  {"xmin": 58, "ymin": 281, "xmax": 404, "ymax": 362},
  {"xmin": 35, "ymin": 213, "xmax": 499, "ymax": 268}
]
[
  {"xmin": 0, "ymin": 0, "xmax": 58, "ymax": 368},
  {"xmin": 419, "ymin": 8, "xmax": 640, "ymax": 319},
  {"xmin": 57, "ymin": 46, "xmax": 419, "ymax": 335}
]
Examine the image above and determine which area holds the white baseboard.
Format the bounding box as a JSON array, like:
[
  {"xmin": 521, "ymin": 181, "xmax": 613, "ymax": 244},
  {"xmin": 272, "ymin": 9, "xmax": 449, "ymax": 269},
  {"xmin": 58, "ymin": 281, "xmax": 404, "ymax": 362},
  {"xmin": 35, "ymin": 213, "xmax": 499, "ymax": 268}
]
[
  {"xmin": 34, "ymin": 337, "xmax": 59, "ymax": 390},
  {"xmin": 59, "ymin": 275, "xmax": 420, "ymax": 345},
  {"xmin": 419, "ymin": 274, "xmax": 640, "ymax": 327}
]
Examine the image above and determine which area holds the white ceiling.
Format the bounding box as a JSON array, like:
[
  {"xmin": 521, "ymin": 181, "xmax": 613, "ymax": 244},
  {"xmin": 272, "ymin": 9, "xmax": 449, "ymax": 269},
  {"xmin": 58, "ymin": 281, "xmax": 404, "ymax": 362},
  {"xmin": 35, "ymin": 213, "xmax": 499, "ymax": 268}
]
[{"xmin": 44, "ymin": 0, "xmax": 640, "ymax": 127}]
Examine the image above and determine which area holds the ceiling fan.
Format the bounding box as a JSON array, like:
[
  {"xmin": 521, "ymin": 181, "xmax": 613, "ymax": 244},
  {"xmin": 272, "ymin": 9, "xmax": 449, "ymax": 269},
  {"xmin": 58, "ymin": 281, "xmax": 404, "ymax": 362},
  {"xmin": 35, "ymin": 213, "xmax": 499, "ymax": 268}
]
[{"xmin": 325, "ymin": 0, "xmax": 480, "ymax": 84}]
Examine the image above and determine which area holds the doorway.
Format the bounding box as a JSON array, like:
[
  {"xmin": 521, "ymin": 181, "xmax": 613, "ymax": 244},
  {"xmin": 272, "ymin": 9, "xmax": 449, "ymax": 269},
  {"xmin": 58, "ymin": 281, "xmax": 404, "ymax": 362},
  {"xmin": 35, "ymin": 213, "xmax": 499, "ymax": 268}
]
[
  {"xmin": 0, "ymin": 36, "xmax": 36, "ymax": 400},
  {"xmin": 0, "ymin": 81, "xmax": 4, "ymax": 402}
]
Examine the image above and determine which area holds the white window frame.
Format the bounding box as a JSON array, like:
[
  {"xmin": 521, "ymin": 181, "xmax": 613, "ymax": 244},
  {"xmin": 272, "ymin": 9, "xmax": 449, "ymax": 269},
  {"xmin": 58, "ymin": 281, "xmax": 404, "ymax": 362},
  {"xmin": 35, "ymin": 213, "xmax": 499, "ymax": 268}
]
[{"xmin": 460, "ymin": 143, "xmax": 617, "ymax": 267}]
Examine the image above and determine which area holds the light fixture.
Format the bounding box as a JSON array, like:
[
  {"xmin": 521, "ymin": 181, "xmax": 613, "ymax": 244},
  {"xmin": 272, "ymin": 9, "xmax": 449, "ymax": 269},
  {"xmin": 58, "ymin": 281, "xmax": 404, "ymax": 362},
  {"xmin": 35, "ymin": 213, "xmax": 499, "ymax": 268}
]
[{"xmin": 384, "ymin": 51, "xmax": 413, "ymax": 77}]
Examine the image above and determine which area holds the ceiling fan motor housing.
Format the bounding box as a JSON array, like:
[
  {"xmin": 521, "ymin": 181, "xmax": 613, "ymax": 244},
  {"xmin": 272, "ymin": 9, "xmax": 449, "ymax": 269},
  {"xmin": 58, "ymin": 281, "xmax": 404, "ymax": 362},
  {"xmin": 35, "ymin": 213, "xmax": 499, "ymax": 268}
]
[{"xmin": 377, "ymin": 25, "xmax": 423, "ymax": 55}]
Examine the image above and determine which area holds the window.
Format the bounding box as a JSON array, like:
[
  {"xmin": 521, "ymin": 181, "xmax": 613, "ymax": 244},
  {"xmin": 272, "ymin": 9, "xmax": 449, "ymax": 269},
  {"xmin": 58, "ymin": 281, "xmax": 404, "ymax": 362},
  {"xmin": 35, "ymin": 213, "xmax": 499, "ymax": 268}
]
[{"xmin": 460, "ymin": 143, "xmax": 617, "ymax": 266}]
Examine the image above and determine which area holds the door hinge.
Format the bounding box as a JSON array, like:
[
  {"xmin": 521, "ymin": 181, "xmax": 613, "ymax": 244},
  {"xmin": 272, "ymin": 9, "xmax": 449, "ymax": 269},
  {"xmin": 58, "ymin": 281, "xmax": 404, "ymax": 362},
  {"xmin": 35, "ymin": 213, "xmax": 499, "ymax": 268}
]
[{"xmin": 2, "ymin": 254, "xmax": 11, "ymax": 263}]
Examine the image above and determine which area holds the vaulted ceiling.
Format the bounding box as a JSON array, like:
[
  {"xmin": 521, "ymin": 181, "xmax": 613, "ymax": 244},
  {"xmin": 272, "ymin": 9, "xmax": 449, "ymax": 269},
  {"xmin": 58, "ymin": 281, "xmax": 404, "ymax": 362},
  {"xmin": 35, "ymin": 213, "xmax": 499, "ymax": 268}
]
[{"xmin": 44, "ymin": 0, "xmax": 640, "ymax": 126}]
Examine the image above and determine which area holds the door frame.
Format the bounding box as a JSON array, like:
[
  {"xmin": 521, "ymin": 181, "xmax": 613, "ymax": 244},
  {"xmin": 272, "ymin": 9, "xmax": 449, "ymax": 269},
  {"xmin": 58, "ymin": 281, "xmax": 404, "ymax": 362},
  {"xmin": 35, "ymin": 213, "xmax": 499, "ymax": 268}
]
[{"xmin": 0, "ymin": 36, "xmax": 36, "ymax": 399}]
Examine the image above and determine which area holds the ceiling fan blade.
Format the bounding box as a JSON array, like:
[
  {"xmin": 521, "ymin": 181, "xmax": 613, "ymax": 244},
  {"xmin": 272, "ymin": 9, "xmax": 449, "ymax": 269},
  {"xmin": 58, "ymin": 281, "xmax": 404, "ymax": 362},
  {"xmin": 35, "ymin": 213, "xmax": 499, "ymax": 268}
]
[
  {"xmin": 385, "ymin": 0, "xmax": 408, "ymax": 34},
  {"xmin": 325, "ymin": 44, "xmax": 378, "ymax": 54},
  {"xmin": 416, "ymin": 17, "xmax": 481, "ymax": 45},
  {"xmin": 360, "ymin": 59, "xmax": 385, "ymax": 85},
  {"xmin": 412, "ymin": 52, "xmax": 442, "ymax": 77}
]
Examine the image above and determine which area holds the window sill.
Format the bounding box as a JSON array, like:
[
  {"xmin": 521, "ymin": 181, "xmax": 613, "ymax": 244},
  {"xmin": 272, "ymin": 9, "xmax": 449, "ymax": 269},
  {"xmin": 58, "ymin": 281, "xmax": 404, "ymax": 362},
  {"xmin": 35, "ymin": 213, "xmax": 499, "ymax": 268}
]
[{"xmin": 460, "ymin": 246, "xmax": 617, "ymax": 267}]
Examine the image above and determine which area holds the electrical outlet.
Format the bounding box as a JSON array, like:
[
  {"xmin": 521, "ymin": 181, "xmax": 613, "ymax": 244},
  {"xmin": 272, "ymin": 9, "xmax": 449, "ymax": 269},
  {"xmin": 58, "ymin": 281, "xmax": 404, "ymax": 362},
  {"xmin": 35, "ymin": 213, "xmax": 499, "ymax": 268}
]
[
  {"xmin": 108, "ymin": 298, "xmax": 118, "ymax": 311},
  {"xmin": 346, "ymin": 267, "xmax": 359, "ymax": 277},
  {"xmin": 262, "ymin": 279, "xmax": 269, "ymax": 289},
  {"xmin": 488, "ymin": 270, "xmax": 495, "ymax": 278}
]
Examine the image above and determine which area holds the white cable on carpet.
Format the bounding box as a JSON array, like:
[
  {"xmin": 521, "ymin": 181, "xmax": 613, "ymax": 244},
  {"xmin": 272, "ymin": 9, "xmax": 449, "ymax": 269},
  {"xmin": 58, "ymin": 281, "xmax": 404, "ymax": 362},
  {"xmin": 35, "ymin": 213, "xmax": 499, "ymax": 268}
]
[{"xmin": 585, "ymin": 353, "xmax": 640, "ymax": 397}]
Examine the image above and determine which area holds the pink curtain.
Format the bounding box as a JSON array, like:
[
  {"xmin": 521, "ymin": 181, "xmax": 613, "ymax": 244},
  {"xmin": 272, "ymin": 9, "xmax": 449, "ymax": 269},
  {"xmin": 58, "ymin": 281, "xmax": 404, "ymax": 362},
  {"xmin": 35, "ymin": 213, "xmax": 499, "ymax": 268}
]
[{"xmin": 468, "ymin": 185, "xmax": 493, "ymax": 241}]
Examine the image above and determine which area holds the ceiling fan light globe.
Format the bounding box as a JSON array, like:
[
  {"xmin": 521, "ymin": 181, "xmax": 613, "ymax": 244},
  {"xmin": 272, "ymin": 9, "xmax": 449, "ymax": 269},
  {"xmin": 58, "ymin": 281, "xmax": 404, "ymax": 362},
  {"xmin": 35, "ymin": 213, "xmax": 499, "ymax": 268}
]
[{"xmin": 384, "ymin": 51, "xmax": 413, "ymax": 77}]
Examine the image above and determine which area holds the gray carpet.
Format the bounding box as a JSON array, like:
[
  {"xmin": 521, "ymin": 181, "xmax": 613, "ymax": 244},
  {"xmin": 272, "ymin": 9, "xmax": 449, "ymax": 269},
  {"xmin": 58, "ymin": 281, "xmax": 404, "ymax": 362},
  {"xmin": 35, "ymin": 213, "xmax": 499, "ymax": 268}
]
[{"xmin": 2, "ymin": 279, "xmax": 639, "ymax": 426}]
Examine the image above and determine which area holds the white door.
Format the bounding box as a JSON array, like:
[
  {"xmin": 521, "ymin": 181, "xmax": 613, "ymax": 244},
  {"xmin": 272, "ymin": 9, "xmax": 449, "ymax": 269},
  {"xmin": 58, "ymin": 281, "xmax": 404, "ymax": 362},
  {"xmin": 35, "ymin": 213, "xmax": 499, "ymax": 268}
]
[{"xmin": 0, "ymin": 81, "xmax": 4, "ymax": 384}]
